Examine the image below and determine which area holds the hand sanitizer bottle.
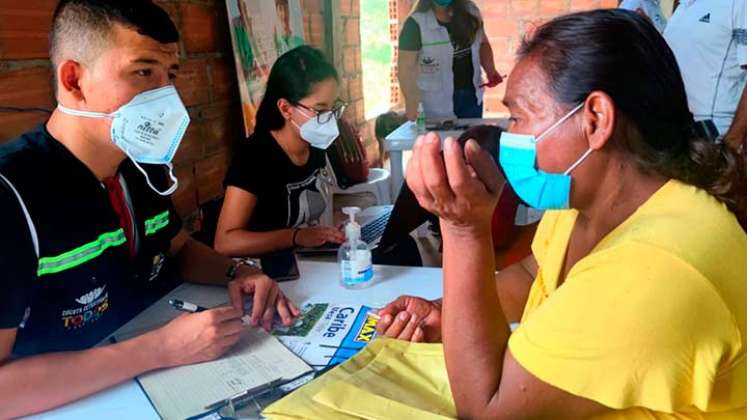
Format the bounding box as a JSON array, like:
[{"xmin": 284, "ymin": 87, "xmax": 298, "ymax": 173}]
[
  {"xmin": 338, "ymin": 207, "xmax": 374, "ymax": 289},
  {"xmin": 416, "ymin": 102, "xmax": 426, "ymax": 134}
]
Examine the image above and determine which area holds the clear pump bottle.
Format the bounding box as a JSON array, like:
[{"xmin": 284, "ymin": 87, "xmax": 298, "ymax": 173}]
[
  {"xmin": 416, "ymin": 102, "xmax": 426, "ymax": 134},
  {"xmin": 338, "ymin": 207, "xmax": 374, "ymax": 289}
]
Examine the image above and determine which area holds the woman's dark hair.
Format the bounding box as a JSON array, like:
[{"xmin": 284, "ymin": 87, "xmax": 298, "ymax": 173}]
[
  {"xmin": 412, "ymin": 0, "xmax": 481, "ymax": 48},
  {"xmin": 254, "ymin": 46, "xmax": 338, "ymax": 132},
  {"xmin": 519, "ymin": 9, "xmax": 747, "ymax": 227},
  {"xmin": 457, "ymin": 124, "xmax": 502, "ymax": 152}
]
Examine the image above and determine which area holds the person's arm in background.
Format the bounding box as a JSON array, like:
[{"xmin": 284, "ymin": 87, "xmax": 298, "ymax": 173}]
[
  {"xmin": 723, "ymin": 82, "xmax": 747, "ymax": 151},
  {"xmin": 399, "ymin": 52, "xmax": 420, "ymax": 121},
  {"xmin": 478, "ymin": 24, "xmax": 503, "ymax": 87},
  {"xmin": 214, "ymin": 186, "xmax": 343, "ymax": 257},
  {"xmin": 723, "ymin": 3, "xmax": 747, "ymax": 151},
  {"xmin": 215, "ymin": 187, "xmax": 295, "ymax": 256},
  {"xmin": 398, "ymin": 17, "xmax": 423, "ymax": 121}
]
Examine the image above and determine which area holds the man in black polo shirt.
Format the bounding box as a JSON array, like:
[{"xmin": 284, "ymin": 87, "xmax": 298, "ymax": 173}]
[{"xmin": 0, "ymin": 1, "xmax": 299, "ymax": 416}]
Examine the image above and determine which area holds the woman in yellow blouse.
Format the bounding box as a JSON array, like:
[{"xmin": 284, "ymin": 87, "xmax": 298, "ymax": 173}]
[{"xmin": 376, "ymin": 9, "xmax": 747, "ymax": 418}]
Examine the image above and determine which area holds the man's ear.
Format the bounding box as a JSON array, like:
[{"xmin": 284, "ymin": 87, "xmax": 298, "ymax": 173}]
[
  {"xmin": 57, "ymin": 60, "xmax": 86, "ymax": 104},
  {"xmin": 582, "ymin": 91, "xmax": 616, "ymax": 151}
]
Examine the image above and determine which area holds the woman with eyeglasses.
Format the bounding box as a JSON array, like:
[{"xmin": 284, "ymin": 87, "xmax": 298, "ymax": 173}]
[{"xmin": 215, "ymin": 46, "xmax": 345, "ymax": 258}]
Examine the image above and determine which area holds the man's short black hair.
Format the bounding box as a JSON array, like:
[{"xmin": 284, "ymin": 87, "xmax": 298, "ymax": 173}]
[{"xmin": 50, "ymin": 0, "xmax": 179, "ymax": 69}]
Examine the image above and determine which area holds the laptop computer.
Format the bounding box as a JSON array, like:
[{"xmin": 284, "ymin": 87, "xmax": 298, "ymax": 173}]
[
  {"xmin": 296, "ymin": 174, "xmax": 447, "ymax": 258},
  {"xmin": 295, "ymin": 205, "xmax": 394, "ymax": 256}
]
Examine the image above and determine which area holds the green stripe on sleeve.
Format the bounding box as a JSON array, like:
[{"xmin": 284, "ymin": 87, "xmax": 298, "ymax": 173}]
[
  {"xmin": 144, "ymin": 211, "xmax": 170, "ymax": 236},
  {"xmin": 37, "ymin": 229, "xmax": 127, "ymax": 277}
]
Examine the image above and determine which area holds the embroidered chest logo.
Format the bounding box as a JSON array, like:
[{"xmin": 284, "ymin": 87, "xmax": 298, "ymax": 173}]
[
  {"xmin": 76, "ymin": 286, "xmax": 105, "ymax": 305},
  {"xmin": 420, "ymin": 56, "xmax": 440, "ymax": 74},
  {"xmin": 699, "ymin": 13, "xmax": 711, "ymax": 23},
  {"xmin": 61, "ymin": 285, "xmax": 110, "ymax": 329}
]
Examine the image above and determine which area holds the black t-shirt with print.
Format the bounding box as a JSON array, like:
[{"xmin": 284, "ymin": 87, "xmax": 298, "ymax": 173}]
[
  {"xmin": 399, "ymin": 16, "xmax": 475, "ymax": 90},
  {"xmin": 224, "ymin": 130, "xmax": 327, "ymax": 232},
  {"xmin": 0, "ymin": 124, "xmax": 182, "ymax": 356}
]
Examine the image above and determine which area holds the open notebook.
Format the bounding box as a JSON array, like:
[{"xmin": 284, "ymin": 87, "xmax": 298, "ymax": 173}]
[{"xmin": 137, "ymin": 319, "xmax": 311, "ymax": 419}]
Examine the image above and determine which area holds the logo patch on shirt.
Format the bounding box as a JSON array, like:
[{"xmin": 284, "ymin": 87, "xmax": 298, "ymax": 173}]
[
  {"xmin": 420, "ymin": 56, "xmax": 440, "ymax": 74},
  {"xmin": 75, "ymin": 285, "xmax": 106, "ymax": 305},
  {"xmin": 61, "ymin": 286, "xmax": 109, "ymax": 330},
  {"xmin": 699, "ymin": 13, "xmax": 711, "ymax": 23}
]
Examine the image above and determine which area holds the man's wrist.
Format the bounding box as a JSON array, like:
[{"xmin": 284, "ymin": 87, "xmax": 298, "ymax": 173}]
[
  {"xmin": 235, "ymin": 263, "xmax": 261, "ymax": 278},
  {"xmin": 226, "ymin": 259, "xmax": 261, "ymax": 282},
  {"xmin": 131, "ymin": 330, "xmax": 168, "ymax": 371}
]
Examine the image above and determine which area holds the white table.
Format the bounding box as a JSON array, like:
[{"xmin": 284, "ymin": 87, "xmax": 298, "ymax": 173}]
[
  {"xmin": 29, "ymin": 261, "xmax": 443, "ymax": 419},
  {"xmin": 384, "ymin": 118, "xmax": 508, "ymax": 199}
]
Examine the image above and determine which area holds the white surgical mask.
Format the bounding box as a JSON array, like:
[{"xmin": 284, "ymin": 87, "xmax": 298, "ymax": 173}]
[
  {"xmin": 291, "ymin": 107, "xmax": 340, "ymax": 150},
  {"xmin": 57, "ymin": 85, "xmax": 190, "ymax": 196}
]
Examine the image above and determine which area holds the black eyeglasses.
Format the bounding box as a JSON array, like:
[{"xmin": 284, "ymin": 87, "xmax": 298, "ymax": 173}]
[{"xmin": 294, "ymin": 100, "xmax": 347, "ymax": 124}]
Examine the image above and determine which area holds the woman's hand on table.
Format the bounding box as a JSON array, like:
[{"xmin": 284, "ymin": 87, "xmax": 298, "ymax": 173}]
[
  {"xmin": 375, "ymin": 296, "xmax": 442, "ymax": 343},
  {"xmin": 295, "ymin": 226, "xmax": 345, "ymax": 247},
  {"xmin": 406, "ymin": 132, "xmax": 504, "ymax": 234}
]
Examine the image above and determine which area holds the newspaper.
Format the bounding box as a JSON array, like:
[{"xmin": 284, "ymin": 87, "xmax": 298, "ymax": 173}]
[{"xmin": 271, "ymin": 303, "xmax": 379, "ymax": 369}]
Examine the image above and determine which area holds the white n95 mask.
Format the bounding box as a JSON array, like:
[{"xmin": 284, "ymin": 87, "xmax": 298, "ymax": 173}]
[
  {"xmin": 292, "ymin": 108, "xmax": 340, "ymax": 150},
  {"xmin": 57, "ymin": 85, "xmax": 190, "ymax": 196}
]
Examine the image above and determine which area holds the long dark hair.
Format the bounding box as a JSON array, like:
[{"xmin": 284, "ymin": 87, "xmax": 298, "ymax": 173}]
[
  {"xmin": 519, "ymin": 9, "xmax": 747, "ymax": 226},
  {"xmin": 457, "ymin": 125, "xmax": 501, "ymax": 162},
  {"xmin": 254, "ymin": 46, "xmax": 338, "ymax": 133},
  {"xmin": 411, "ymin": 0, "xmax": 481, "ymax": 47}
]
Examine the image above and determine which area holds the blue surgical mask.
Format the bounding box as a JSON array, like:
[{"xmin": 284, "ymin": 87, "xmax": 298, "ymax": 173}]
[
  {"xmin": 498, "ymin": 102, "xmax": 592, "ymax": 210},
  {"xmin": 57, "ymin": 85, "xmax": 190, "ymax": 196}
]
